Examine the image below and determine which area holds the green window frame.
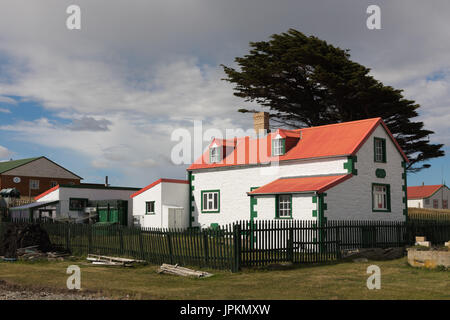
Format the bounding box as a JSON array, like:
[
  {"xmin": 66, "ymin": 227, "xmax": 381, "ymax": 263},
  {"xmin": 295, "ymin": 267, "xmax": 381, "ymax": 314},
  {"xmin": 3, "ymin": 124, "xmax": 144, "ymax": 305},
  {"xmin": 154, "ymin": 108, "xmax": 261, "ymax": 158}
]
[
  {"xmin": 69, "ymin": 198, "xmax": 88, "ymax": 211},
  {"xmin": 145, "ymin": 201, "xmax": 155, "ymax": 215},
  {"xmin": 201, "ymin": 190, "xmax": 220, "ymax": 213},
  {"xmin": 372, "ymin": 183, "xmax": 391, "ymax": 212},
  {"xmin": 275, "ymin": 194, "xmax": 292, "ymax": 219},
  {"xmin": 374, "ymin": 137, "xmax": 387, "ymax": 163},
  {"xmin": 272, "ymin": 138, "xmax": 285, "ymax": 156},
  {"xmin": 209, "ymin": 146, "xmax": 222, "ymax": 163}
]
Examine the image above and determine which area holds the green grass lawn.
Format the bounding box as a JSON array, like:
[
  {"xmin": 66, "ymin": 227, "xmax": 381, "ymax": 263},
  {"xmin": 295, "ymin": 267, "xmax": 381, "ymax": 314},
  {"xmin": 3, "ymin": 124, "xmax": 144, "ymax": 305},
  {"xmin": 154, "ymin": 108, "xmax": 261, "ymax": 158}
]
[{"xmin": 0, "ymin": 257, "xmax": 448, "ymax": 299}]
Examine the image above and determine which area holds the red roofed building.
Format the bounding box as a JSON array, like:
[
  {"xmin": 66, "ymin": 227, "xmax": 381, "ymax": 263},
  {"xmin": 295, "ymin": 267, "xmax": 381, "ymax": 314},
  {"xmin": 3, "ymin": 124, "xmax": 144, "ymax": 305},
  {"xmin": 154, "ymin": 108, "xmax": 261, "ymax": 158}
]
[
  {"xmin": 130, "ymin": 179, "xmax": 189, "ymax": 228},
  {"xmin": 187, "ymin": 113, "xmax": 409, "ymax": 228},
  {"xmin": 407, "ymin": 184, "xmax": 449, "ymax": 209}
]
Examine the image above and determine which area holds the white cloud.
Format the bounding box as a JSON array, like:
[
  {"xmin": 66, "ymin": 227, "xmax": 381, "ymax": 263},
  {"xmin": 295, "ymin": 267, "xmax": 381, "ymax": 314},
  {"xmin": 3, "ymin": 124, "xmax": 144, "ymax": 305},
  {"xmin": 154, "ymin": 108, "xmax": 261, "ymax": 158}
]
[
  {"xmin": 0, "ymin": 108, "xmax": 11, "ymax": 113},
  {"xmin": 131, "ymin": 159, "xmax": 158, "ymax": 168},
  {"xmin": 0, "ymin": 96, "xmax": 16, "ymax": 104},
  {"xmin": 400, "ymin": 72, "xmax": 450, "ymax": 146},
  {"xmin": 0, "ymin": 145, "xmax": 11, "ymax": 159}
]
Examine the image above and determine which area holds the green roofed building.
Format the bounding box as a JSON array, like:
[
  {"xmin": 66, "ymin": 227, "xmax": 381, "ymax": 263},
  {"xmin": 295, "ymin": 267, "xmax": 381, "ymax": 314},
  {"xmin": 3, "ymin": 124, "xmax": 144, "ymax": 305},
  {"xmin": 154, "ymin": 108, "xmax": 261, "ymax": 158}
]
[{"xmin": 0, "ymin": 156, "xmax": 82, "ymax": 198}]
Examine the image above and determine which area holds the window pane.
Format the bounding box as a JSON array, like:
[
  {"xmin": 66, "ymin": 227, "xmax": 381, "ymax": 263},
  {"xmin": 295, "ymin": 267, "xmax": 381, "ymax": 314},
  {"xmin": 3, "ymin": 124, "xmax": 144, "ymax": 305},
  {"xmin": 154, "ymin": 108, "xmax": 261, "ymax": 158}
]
[
  {"xmin": 278, "ymin": 195, "xmax": 291, "ymax": 217},
  {"xmin": 373, "ymin": 185, "xmax": 388, "ymax": 210},
  {"xmin": 214, "ymin": 193, "xmax": 218, "ymax": 209},
  {"xmin": 375, "ymin": 139, "xmax": 385, "ymax": 162},
  {"xmin": 273, "ymin": 139, "xmax": 284, "ymax": 156},
  {"xmin": 203, "ymin": 193, "xmax": 208, "ymax": 210}
]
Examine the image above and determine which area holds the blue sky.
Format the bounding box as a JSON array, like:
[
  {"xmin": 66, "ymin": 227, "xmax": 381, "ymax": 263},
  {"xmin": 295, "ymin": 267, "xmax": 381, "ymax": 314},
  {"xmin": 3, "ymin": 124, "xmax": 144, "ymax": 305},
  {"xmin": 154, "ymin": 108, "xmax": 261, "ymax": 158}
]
[{"xmin": 0, "ymin": 0, "xmax": 448, "ymax": 188}]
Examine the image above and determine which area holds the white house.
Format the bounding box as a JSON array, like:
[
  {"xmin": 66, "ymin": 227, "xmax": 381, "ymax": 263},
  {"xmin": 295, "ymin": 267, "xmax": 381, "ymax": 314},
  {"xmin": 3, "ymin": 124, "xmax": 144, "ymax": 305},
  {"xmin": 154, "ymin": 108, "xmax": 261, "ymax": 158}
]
[
  {"xmin": 187, "ymin": 114, "xmax": 409, "ymax": 229},
  {"xmin": 10, "ymin": 183, "xmax": 140, "ymax": 225},
  {"xmin": 407, "ymin": 184, "xmax": 449, "ymax": 209},
  {"xmin": 131, "ymin": 179, "xmax": 189, "ymax": 228}
]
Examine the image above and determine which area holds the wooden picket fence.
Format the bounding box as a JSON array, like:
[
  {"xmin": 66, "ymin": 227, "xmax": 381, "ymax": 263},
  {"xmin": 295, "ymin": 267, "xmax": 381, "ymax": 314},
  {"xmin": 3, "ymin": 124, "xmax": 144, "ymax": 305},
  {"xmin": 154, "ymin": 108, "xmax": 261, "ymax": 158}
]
[
  {"xmin": 1, "ymin": 219, "xmax": 449, "ymax": 272},
  {"xmin": 39, "ymin": 223, "xmax": 236, "ymax": 271}
]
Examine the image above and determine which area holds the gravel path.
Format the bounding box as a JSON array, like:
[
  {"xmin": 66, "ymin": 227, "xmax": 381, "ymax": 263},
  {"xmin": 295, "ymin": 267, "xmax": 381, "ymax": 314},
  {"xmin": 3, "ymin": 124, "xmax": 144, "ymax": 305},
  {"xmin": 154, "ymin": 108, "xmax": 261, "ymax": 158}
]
[{"xmin": 0, "ymin": 280, "xmax": 111, "ymax": 300}]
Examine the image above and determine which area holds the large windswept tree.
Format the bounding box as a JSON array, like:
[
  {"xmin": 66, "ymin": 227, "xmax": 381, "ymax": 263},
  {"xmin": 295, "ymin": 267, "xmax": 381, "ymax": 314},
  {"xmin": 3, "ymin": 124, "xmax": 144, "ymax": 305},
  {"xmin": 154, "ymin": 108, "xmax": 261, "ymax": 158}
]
[{"xmin": 222, "ymin": 29, "xmax": 444, "ymax": 172}]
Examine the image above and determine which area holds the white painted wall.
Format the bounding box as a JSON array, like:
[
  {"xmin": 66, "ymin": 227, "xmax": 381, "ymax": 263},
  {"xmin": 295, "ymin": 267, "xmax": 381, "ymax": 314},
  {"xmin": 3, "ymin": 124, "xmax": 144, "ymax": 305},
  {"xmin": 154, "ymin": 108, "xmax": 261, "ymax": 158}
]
[
  {"xmin": 132, "ymin": 183, "xmax": 162, "ymax": 228},
  {"xmin": 325, "ymin": 125, "xmax": 405, "ymax": 221},
  {"xmin": 191, "ymin": 157, "xmax": 347, "ymax": 228},
  {"xmin": 132, "ymin": 181, "xmax": 189, "ymax": 228},
  {"xmin": 37, "ymin": 188, "xmax": 60, "ymax": 202},
  {"xmin": 37, "ymin": 187, "xmax": 137, "ymax": 225},
  {"xmin": 407, "ymin": 199, "xmax": 423, "ymax": 208},
  {"xmin": 161, "ymin": 182, "xmax": 190, "ymax": 228},
  {"xmin": 4, "ymin": 157, "xmax": 80, "ymax": 179}
]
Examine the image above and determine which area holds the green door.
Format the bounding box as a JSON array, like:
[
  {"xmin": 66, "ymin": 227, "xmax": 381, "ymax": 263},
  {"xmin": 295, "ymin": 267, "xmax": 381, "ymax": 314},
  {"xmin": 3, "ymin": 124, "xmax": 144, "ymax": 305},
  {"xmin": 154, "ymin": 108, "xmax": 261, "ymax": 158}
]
[{"xmin": 98, "ymin": 208, "xmax": 108, "ymax": 222}]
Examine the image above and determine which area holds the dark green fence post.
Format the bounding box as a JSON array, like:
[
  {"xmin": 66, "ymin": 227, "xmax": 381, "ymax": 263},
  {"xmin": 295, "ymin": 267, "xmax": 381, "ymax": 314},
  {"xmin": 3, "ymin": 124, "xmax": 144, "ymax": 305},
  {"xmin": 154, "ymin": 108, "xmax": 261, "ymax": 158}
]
[
  {"xmin": 232, "ymin": 224, "xmax": 241, "ymax": 272},
  {"xmin": 203, "ymin": 231, "xmax": 209, "ymax": 265},
  {"xmin": 167, "ymin": 232, "xmax": 174, "ymax": 264},
  {"xmin": 119, "ymin": 226, "xmax": 124, "ymax": 255},
  {"xmin": 138, "ymin": 228, "xmax": 145, "ymax": 260},
  {"xmin": 335, "ymin": 224, "xmax": 341, "ymax": 260},
  {"xmin": 288, "ymin": 227, "xmax": 294, "ymax": 263},
  {"xmin": 66, "ymin": 224, "xmax": 71, "ymax": 251},
  {"xmin": 88, "ymin": 225, "xmax": 92, "ymax": 253}
]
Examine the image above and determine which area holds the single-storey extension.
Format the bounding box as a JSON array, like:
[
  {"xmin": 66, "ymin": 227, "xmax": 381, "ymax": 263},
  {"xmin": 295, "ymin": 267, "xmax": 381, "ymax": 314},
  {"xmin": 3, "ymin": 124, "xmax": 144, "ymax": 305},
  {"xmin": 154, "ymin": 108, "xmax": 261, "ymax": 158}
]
[{"xmin": 131, "ymin": 179, "xmax": 189, "ymax": 228}]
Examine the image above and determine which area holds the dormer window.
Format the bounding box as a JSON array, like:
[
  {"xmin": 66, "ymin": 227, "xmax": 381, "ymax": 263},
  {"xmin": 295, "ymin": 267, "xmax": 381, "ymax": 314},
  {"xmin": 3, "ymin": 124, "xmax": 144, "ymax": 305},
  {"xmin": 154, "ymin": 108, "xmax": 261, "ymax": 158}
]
[
  {"xmin": 209, "ymin": 146, "xmax": 222, "ymax": 163},
  {"xmin": 272, "ymin": 136, "xmax": 285, "ymax": 156}
]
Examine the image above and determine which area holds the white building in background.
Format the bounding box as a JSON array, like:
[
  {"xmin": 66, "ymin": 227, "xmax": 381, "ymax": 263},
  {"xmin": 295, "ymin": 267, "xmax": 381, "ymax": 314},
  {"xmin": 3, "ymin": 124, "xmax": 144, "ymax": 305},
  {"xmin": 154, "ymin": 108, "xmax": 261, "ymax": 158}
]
[
  {"xmin": 186, "ymin": 114, "xmax": 409, "ymax": 229},
  {"xmin": 407, "ymin": 184, "xmax": 450, "ymax": 209},
  {"xmin": 10, "ymin": 183, "xmax": 140, "ymax": 225},
  {"xmin": 131, "ymin": 179, "xmax": 189, "ymax": 228}
]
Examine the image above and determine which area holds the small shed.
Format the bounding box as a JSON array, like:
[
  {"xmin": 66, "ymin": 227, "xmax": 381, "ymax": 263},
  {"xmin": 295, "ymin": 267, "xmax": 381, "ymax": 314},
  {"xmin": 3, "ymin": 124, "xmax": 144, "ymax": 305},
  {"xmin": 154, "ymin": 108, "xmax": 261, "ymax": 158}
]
[
  {"xmin": 30, "ymin": 183, "xmax": 140, "ymax": 225},
  {"xmin": 131, "ymin": 179, "xmax": 189, "ymax": 228}
]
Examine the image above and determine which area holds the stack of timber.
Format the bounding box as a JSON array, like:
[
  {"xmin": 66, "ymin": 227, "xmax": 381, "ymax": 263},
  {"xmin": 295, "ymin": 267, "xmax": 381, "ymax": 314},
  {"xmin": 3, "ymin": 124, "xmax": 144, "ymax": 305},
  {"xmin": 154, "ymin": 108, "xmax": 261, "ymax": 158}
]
[
  {"xmin": 158, "ymin": 263, "xmax": 213, "ymax": 278},
  {"xmin": 86, "ymin": 254, "xmax": 146, "ymax": 267}
]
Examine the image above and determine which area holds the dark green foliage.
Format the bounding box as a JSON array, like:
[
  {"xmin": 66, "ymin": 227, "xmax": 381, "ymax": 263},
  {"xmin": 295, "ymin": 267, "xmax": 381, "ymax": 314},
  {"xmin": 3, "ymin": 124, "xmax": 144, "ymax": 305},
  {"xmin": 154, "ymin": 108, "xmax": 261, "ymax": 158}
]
[{"xmin": 222, "ymin": 29, "xmax": 445, "ymax": 172}]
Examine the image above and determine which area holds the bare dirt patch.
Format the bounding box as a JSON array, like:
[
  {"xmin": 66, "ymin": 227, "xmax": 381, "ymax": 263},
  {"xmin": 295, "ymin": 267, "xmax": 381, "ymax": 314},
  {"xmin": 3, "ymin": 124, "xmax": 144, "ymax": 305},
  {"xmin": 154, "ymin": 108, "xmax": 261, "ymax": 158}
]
[{"xmin": 0, "ymin": 279, "xmax": 111, "ymax": 300}]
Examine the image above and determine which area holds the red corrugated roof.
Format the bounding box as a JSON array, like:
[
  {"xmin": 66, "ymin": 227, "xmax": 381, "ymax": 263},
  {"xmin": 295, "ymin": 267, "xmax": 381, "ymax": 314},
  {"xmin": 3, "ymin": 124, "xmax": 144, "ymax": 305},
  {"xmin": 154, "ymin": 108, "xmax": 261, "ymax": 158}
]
[
  {"xmin": 130, "ymin": 178, "xmax": 188, "ymax": 198},
  {"xmin": 249, "ymin": 174, "xmax": 352, "ymax": 195},
  {"xmin": 188, "ymin": 117, "xmax": 408, "ymax": 170},
  {"xmin": 407, "ymin": 185, "xmax": 445, "ymax": 199}
]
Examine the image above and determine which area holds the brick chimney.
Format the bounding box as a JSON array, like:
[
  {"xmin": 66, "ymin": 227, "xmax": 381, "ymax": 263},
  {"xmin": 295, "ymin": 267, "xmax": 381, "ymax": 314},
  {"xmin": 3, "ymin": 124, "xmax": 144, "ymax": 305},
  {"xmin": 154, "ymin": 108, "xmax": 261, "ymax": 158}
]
[{"xmin": 253, "ymin": 112, "xmax": 270, "ymax": 135}]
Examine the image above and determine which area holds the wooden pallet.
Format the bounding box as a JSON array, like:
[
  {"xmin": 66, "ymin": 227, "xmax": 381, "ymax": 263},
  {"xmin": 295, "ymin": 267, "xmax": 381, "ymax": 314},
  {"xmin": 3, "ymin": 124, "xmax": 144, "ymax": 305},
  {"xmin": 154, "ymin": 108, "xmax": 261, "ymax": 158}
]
[{"xmin": 86, "ymin": 254, "xmax": 145, "ymax": 266}]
